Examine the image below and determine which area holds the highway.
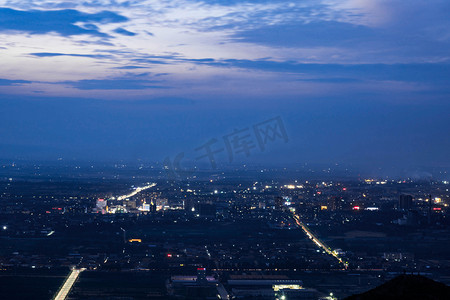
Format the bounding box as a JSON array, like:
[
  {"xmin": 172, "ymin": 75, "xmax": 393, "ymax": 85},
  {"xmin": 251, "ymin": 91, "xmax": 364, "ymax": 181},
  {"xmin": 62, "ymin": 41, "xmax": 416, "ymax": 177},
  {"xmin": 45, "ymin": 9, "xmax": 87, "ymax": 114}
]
[
  {"xmin": 53, "ymin": 268, "xmax": 84, "ymax": 300},
  {"xmin": 293, "ymin": 214, "xmax": 348, "ymax": 269},
  {"xmin": 116, "ymin": 183, "xmax": 156, "ymax": 200}
]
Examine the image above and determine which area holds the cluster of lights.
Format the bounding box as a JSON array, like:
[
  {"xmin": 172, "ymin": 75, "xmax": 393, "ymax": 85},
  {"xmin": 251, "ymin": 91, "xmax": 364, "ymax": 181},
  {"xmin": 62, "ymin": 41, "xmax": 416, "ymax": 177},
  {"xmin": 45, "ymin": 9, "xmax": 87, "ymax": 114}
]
[
  {"xmin": 364, "ymin": 179, "xmax": 388, "ymax": 185},
  {"xmin": 283, "ymin": 185, "xmax": 304, "ymax": 189}
]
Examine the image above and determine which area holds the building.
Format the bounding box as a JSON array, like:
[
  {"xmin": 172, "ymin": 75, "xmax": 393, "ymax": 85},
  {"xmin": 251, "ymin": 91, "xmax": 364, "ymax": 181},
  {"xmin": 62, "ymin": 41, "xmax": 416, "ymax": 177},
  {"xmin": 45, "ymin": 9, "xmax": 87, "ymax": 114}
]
[
  {"xmin": 327, "ymin": 196, "xmax": 343, "ymax": 211},
  {"xmin": 125, "ymin": 200, "xmax": 136, "ymax": 210},
  {"xmin": 184, "ymin": 198, "xmax": 198, "ymax": 212},
  {"xmin": 399, "ymin": 195, "xmax": 413, "ymax": 210},
  {"xmin": 227, "ymin": 275, "xmax": 317, "ymax": 299},
  {"xmin": 275, "ymin": 197, "xmax": 284, "ymax": 210},
  {"xmin": 95, "ymin": 198, "xmax": 107, "ymax": 214},
  {"xmin": 156, "ymin": 198, "xmax": 169, "ymax": 210},
  {"xmin": 167, "ymin": 268, "xmax": 223, "ymax": 299}
]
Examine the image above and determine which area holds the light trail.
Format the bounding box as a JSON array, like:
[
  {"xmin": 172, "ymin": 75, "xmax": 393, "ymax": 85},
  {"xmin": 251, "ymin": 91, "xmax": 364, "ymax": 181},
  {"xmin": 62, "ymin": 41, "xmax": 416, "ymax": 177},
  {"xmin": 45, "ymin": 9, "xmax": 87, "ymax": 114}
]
[
  {"xmin": 53, "ymin": 268, "xmax": 85, "ymax": 300},
  {"xmin": 116, "ymin": 183, "xmax": 156, "ymax": 200},
  {"xmin": 293, "ymin": 214, "xmax": 348, "ymax": 269}
]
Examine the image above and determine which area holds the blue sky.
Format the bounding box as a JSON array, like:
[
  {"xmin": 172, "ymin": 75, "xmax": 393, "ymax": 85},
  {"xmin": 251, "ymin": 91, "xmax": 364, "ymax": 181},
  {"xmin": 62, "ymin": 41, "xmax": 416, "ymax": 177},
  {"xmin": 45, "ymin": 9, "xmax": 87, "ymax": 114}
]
[{"xmin": 0, "ymin": 0, "xmax": 449, "ymax": 174}]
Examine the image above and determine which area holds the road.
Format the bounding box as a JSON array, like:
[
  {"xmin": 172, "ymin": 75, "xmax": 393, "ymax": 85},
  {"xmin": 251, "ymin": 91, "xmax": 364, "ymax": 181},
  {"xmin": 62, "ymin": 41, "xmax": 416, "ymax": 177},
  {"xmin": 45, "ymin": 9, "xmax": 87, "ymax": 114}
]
[
  {"xmin": 116, "ymin": 183, "xmax": 156, "ymax": 200},
  {"xmin": 293, "ymin": 214, "xmax": 348, "ymax": 269},
  {"xmin": 53, "ymin": 268, "xmax": 84, "ymax": 300}
]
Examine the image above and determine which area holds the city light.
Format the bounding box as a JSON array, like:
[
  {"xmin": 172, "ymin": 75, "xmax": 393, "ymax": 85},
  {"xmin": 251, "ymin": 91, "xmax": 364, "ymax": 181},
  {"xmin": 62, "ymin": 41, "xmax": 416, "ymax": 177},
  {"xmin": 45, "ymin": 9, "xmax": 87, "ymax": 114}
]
[
  {"xmin": 293, "ymin": 214, "xmax": 348, "ymax": 269},
  {"xmin": 273, "ymin": 284, "xmax": 302, "ymax": 291},
  {"xmin": 117, "ymin": 183, "xmax": 156, "ymax": 201},
  {"xmin": 365, "ymin": 207, "xmax": 379, "ymax": 211}
]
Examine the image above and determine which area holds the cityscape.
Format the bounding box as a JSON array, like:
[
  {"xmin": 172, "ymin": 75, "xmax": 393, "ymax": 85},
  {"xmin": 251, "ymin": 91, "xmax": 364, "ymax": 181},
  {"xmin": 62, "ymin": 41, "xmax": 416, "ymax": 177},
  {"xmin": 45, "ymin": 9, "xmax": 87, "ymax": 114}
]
[
  {"xmin": 1, "ymin": 0, "xmax": 450, "ymax": 299},
  {"xmin": 0, "ymin": 162, "xmax": 449, "ymax": 299}
]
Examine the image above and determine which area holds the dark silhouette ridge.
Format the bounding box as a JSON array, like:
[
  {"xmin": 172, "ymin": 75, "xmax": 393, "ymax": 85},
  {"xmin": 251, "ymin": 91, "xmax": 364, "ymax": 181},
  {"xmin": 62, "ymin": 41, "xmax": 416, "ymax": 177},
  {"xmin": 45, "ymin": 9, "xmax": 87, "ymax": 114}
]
[{"xmin": 345, "ymin": 275, "xmax": 450, "ymax": 300}]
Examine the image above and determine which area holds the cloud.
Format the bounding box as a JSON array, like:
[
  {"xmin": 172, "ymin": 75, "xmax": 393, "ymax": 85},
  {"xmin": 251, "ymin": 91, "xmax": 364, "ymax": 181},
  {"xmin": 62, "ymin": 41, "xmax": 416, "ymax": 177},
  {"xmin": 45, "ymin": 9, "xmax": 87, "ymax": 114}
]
[
  {"xmin": 63, "ymin": 79, "xmax": 169, "ymax": 90},
  {"xmin": 113, "ymin": 27, "xmax": 136, "ymax": 36},
  {"xmin": 233, "ymin": 20, "xmax": 376, "ymax": 47},
  {"xmin": 130, "ymin": 97, "xmax": 195, "ymax": 105},
  {"xmin": 114, "ymin": 65, "xmax": 148, "ymax": 69},
  {"xmin": 29, "ymin": 52, "xmax": 112, "ymax": 59},
  {"xmin": 0, "ymin": 0, "xmax": 448, "ymax": 100},
  {"xmin": 0, "ymin": 8, "xmax": 128, "ymax": 37},
  {"xmin": 0, "ymin": 78, "xmax": 31, "ymax": 86},
  {"xmin": 132, "ymin": 58, "xmax": 170, "ymax": 65},
  {"xmin": 210, "ymin": 59, "xmax": 450, "ymax": 84},
  {"xmin": 297, "ymin": 77, "xmax": 362, "ymax": 83}
]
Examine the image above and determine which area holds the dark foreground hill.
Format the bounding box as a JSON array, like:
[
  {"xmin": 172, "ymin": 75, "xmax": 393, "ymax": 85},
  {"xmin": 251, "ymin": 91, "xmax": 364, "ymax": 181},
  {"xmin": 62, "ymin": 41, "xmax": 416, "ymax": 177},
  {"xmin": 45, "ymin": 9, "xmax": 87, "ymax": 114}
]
[{"xmin": 344, "ymin": 274, "xmax": 450, "ymax": 300}]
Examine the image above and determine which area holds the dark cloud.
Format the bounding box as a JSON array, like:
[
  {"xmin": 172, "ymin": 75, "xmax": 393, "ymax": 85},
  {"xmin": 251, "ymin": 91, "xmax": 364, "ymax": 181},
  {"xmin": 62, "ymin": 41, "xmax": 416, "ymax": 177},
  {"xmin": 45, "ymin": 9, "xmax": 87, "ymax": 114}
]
[
  {"xmin": 113, "ymin": 27, "xmax": 136, "ymax": 36},
  {"xmin": 229, "ymin": 3, "xmax": 450, "ymax": 60},
  {"xmin": 29, "ymin": 52, "xmax": 112, "ymax": 59},
  {"xmin": 210, "ymin": 59, "xmax": 450, "ymax": 84},
  {"xmin": 297, "ymin": 77, "xmax": 362, "ymax": 83},
  {"xmin": 197, "ymin": 0, "xmax": 289, "ymax": 6},
  {"xmin": 0, "ymin": 8, "xmax": 128, "ymax": 37},
  {"xmin": 131, "ymin": 56, "xmax": 216, "ymax": 66},
  {"xmin": 234, "ymin": 21, "xmax": 376, "ymax": 47},
  {"xmin": 0, "ymin": 78, "xmax": 31, "ymax": 86},
  {"xmin": 114, "ymin": 66, "xmax": 148, "ymax": 69},
  {"xmin": 64, "ymin": 79, "xmax": 169, "ymax": 90},
  {"xmin": 132, "ymin": 58, "xmax": 170, "ymax": 65},
  {"xmin": 134, "ymin": 97, "xmax": 195, "ymax": 105}
]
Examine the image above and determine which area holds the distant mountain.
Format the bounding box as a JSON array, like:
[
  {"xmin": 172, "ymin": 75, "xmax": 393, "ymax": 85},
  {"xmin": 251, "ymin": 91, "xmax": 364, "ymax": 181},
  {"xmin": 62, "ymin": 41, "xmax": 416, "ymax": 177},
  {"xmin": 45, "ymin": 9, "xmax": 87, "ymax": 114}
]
[{"xmin": 344, "ymin": 275, "xmax": 450, "ymax": 300}]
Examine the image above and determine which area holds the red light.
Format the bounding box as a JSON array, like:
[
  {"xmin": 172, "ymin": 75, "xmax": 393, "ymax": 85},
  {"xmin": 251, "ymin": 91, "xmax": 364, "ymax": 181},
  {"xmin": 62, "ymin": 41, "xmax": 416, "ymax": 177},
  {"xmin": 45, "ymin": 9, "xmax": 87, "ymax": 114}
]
[
  {"xmin": 167, "ymin": 254, "xmax": 172, "ymax": 258},
  {"xmin": 353, "ymin": 206, "xmax": 360, "ymax": 210},
  {"xmin": 98, "ymin": 199, "xmax": 104, "ymax": 201},
  {"xmin": 45, "ymin": 211, "xmax": 51, "ymax": 214},
  {"xmin": 197, "ymin": 268, "xmax": 206, "ymax": 271},
  {"xmin": 433, "ymin": 207, "xmax": 441, "ymax": 211},
  {"xmin": 342, "ymin": 188, "xmax": 347, "ymax": 191}
]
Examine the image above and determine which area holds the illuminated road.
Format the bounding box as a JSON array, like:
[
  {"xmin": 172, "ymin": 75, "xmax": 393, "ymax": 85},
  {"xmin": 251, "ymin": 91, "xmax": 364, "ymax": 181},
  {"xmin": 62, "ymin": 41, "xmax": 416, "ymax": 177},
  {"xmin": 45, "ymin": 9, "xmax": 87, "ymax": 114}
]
[
  {"xmin": 293, "ymin": 214, "xmax": 348, "ymax": 269},
  {"xmin": 116, "ymin": 183, "xmax": 156, "ymax": 200},
  {"xmin": 53, "ymin": 268, "xmax": 84, "ymax": 300}
]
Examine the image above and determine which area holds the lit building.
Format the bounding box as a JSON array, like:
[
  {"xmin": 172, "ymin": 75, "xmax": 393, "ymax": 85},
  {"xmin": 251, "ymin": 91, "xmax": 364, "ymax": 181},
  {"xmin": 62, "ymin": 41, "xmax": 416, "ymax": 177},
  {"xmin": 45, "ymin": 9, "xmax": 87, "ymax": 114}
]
[
  {"xmin": 95, "ymin": 198, "xmax": 107, "ymax": 214},
  {"xmin": 156, "ymin": 198, "xmax": 169, "ymax": 210},
  {"xmin": 227, "ymin": 275, "xmax": 317, "ymax": 299}
]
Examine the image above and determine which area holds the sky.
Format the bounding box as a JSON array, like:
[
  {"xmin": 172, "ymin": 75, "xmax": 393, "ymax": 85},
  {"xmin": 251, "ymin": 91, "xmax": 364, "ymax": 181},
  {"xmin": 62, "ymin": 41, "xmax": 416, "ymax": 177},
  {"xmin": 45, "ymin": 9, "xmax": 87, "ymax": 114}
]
[{"xmin": 0, "ymin": 0, "xmax": 449, "ymax": 174}]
